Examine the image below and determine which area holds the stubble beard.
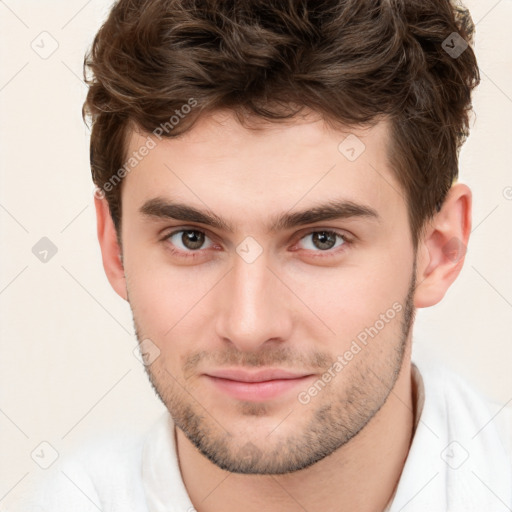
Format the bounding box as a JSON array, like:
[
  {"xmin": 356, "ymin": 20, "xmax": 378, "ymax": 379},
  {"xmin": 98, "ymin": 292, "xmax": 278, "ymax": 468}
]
[{"xmin": 131, "ymin": 270, "xmax": 416, "ymax": 475}]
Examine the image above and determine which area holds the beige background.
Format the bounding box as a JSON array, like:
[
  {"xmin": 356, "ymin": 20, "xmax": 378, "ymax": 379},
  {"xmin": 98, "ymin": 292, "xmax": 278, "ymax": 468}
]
[{"xmin": 0, "ymin": 0, "xmax": 511, "ymax": 508}]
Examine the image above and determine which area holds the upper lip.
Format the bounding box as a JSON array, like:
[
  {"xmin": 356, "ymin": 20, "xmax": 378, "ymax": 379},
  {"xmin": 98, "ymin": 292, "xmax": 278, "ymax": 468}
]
[{"xmin": 205, "ymin": 368, "xmax": 313, "ymax": 383}]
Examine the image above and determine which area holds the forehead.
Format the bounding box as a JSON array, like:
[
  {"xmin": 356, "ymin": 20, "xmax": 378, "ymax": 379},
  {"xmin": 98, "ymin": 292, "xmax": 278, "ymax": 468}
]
[{"xmin": 121, "ymin": 110, "xmax": 406, "ymax": 231}]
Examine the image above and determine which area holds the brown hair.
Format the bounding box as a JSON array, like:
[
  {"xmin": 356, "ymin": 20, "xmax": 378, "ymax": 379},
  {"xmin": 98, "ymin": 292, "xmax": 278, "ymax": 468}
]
[{"xmin": 83, "ymin": 0, "xmax": 480, "ymax": 247}]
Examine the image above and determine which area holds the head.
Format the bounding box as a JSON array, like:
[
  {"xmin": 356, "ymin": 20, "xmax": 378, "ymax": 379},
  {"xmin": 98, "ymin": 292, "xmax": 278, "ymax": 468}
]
[{"xmin": 85, "ymin": 0, "xmax": 479, "ymax": 474}]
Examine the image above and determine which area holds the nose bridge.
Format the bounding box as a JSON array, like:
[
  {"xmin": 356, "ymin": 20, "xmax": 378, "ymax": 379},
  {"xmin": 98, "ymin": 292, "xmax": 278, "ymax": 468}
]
[{"xmin": 215, "ymin": 250, "xmax": 290, "ymax": 350}]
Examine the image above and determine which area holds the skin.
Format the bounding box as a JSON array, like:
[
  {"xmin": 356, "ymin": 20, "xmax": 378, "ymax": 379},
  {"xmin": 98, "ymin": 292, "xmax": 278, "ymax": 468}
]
[{"xmin": 95, "ymin": 109, "xmax": 471, "ymax": 512}]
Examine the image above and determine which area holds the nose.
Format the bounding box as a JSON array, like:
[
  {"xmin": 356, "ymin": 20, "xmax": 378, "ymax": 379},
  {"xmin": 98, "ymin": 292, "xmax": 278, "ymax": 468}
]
[{"xmin": 214, "ymin": 250, "xmax": 293, "ymax": 352}]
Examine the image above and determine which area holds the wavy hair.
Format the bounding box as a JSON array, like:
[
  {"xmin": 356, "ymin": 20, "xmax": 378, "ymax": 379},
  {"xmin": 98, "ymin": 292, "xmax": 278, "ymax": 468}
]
[{"xmin": 83, "ymin": 0, "xmax": 480, "ymax": 247}]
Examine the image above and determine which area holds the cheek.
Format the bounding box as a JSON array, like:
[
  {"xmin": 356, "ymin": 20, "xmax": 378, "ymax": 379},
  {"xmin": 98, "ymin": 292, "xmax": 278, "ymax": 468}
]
[
  {"xmin": 127, "ymin": 272, "xmax": 192, "ymax": 376},
  {"xmin": 280, "ymin": 249, "xmax": 412, "ymax": 344},
  {"xmin": 124, "ymin": 253, "xmax": 185, "ymax": 335},
  {"xmin": 125, "ymin": 253, "xmax": 221, "ymax": 352}
]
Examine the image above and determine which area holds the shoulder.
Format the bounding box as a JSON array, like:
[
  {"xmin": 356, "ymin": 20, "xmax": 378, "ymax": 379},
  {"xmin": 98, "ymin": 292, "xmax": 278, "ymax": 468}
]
[
  {"xmin": 389, "ymin": 359, "xmax": 512, "ymax": 511},
  {"xmin": 487, "ymin": 396, "xmax": 512, "ymax": 460},
  {"xmin": 413, "ymin": 357, "xmax": 512, "ymax": 461},
  {"xmin": 18, "ymin": 425, "xmax": 149, "ymax": 512}
]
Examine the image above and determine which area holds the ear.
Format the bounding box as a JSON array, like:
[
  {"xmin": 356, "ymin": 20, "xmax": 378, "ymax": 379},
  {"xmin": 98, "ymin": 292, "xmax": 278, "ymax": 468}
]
[
  {"xmin": 94, "ymin": 193, "xmax": 128, "ymax": 301},
  {"xmin": 414, "ymin": 183, "xmax": 472, "ymax": 308}
]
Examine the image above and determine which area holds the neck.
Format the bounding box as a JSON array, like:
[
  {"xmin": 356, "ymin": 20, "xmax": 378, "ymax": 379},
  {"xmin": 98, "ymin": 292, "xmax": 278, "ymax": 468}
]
[{"xmin": 176, "ymin": 356, "xmax": 414, "ymax": 512}]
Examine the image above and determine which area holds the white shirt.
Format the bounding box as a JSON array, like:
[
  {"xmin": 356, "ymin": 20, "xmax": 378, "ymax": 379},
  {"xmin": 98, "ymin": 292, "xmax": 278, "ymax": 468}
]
[{"xmin": 18, "ymin": 359, "xmax": 512, "ymax": 512}]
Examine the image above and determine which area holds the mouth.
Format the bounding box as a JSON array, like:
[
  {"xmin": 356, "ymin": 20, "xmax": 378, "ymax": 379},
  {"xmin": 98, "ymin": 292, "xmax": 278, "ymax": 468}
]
[{"xmin": 203, "ymin": 369, "xmax": 316, "ymax": 402}]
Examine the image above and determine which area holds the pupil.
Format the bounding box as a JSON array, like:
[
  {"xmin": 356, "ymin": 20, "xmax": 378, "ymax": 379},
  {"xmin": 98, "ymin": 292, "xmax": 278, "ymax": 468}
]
[
  {"xmin": 182, "ymin": 230, "xmax": 204, "ymax": 250},
  {"xmin": 313, "ymin": 231, "xmax": 336, "ymax": 250}
]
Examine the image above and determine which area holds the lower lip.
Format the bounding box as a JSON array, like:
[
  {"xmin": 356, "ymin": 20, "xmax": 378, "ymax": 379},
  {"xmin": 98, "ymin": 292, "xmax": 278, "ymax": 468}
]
[{"xmin": 205, "ymin": 375, "xmax": 315, "ymax": 402}]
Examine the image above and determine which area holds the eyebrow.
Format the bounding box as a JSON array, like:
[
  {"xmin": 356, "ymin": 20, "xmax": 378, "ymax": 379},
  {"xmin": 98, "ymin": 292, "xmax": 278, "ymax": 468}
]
[{"xmin": 139, "ymin": 197, "xmax": 380, "ymax": 233}]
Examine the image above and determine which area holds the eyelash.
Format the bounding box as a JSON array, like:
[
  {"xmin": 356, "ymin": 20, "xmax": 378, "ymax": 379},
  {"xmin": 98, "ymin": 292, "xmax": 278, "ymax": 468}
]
[{"xmin": 160, "ymin": 228, "xmax": 352, "ymax": 260}]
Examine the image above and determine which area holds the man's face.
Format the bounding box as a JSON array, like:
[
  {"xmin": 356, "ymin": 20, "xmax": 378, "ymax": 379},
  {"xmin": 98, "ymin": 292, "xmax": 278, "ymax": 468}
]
[{"xmin": 120, "ymin": 110, "xmax": 417, "ymax": 474}]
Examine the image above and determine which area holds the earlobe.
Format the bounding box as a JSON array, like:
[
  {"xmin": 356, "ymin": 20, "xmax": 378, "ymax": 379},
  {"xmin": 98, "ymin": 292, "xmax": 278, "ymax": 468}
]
[
  {"xmin": 94, "ymin": 195, "xmax": 128, "ymax": 301},
  {"xmin": 413, "ymin": 183, "xmax": 472, "ymax": 308}
]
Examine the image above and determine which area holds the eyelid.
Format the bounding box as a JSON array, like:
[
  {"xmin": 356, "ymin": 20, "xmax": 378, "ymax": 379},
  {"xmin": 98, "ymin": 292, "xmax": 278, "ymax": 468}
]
[
  {"xmin": 292, "ymin": 228, "xmax": 352, "ymax": 252},
  {"xmin": 160, "ymin": 226, "xmax": 216, "ymax": 243},
  {"xmin": 297, "ymin": 226, "xmax": 352, "ymax": 239},
  {"xmin": 160, "ymin": 226, "xmax": 354, "ymax": 256}
]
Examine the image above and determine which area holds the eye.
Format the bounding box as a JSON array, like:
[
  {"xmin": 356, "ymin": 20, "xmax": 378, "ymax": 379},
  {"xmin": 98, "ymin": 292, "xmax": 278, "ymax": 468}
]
[
  {"xmin": 165, "ymin": 229, "xmax": 214, "ymax": 252},
  {"xmin": 297, "ymin": 230, "xmax": 347, "ymax": 252}
]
